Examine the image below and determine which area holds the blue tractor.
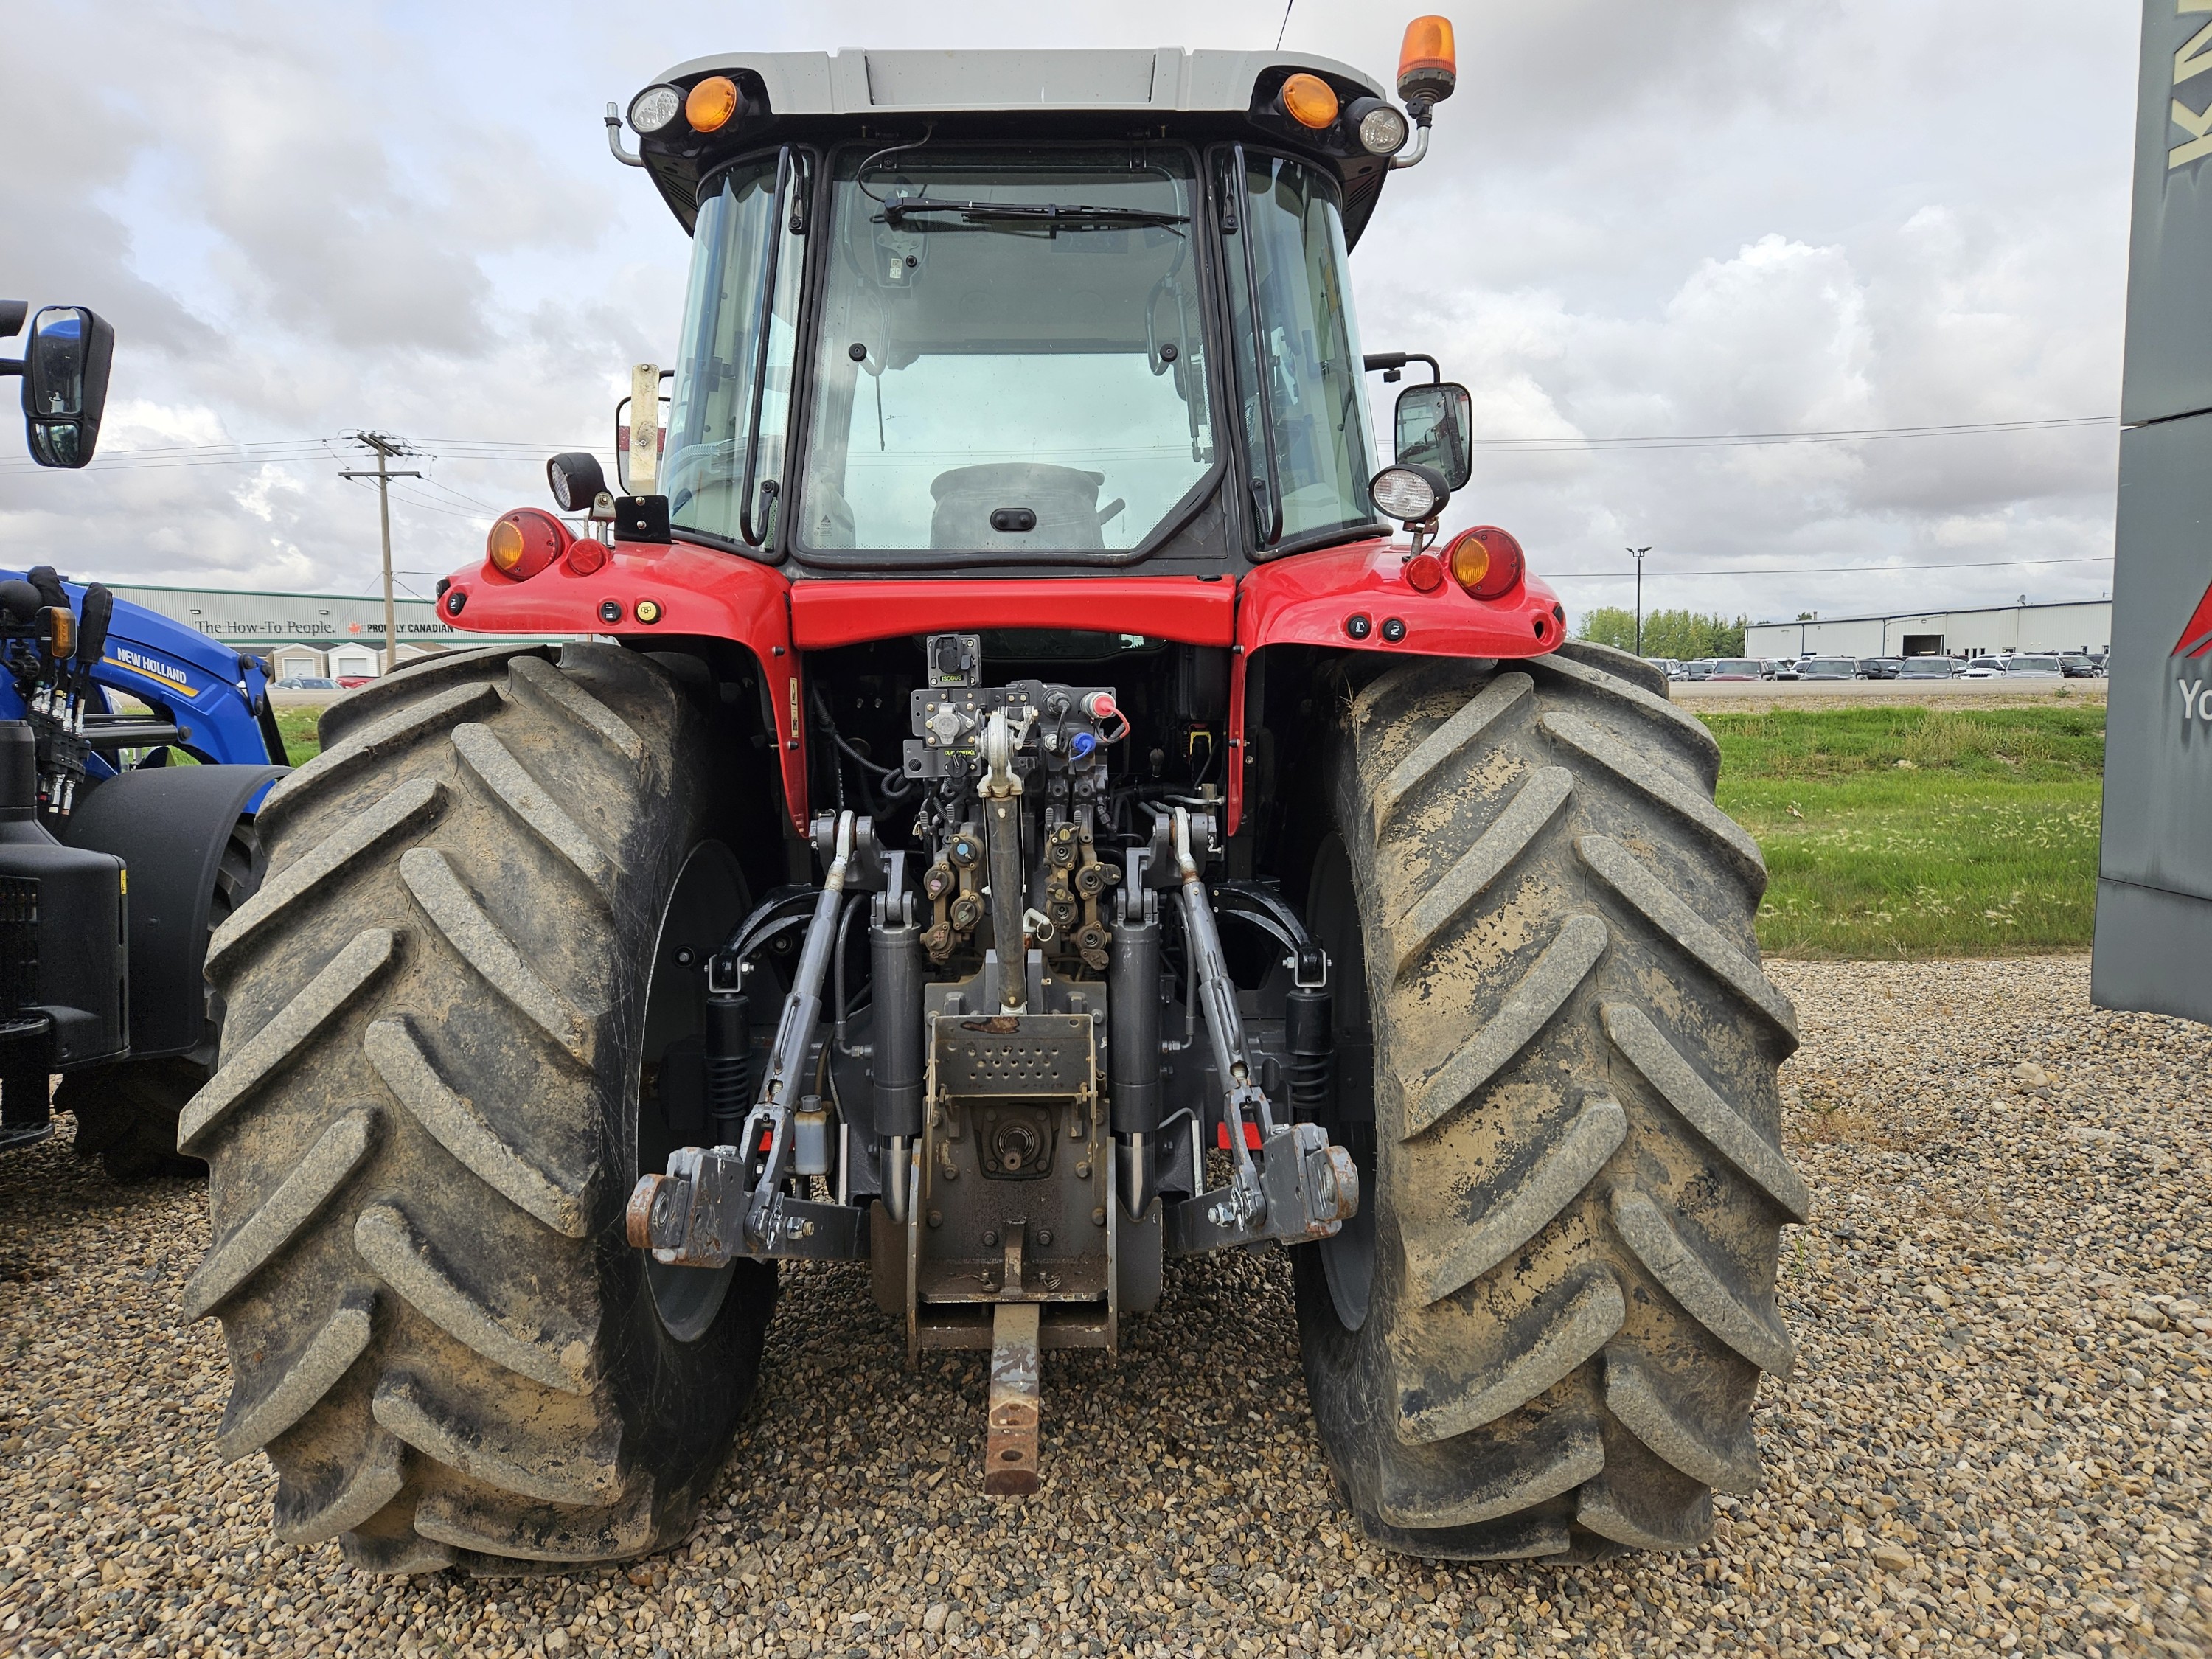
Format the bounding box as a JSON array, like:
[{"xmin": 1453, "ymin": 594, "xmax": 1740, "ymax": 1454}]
[{"xmin": 1, "ymin": 300, "xmax": 289, "ymax": 1174}]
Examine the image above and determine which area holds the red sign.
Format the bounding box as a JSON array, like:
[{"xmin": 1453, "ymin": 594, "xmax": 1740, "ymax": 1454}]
[{"xmin": 2174, "ymin": 576, "xmax": 2212, "ymax": 658}]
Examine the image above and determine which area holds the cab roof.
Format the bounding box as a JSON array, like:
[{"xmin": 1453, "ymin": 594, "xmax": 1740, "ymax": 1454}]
[
  {"xmin": 630, "ymin": 46, "xmax": 1399, "ymax": 246},
  {"xmin": 649, "ymin": 47, "xmax": 1385, "ymax": 116}
]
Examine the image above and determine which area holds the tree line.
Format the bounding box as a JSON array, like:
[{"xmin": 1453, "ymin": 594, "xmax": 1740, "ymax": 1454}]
[{"xmin": 1574, "ymin": 607, "xmax": 1750, "ymax": 660}]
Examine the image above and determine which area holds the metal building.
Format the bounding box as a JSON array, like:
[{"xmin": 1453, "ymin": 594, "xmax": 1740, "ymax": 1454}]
[
  {"xmin": 1743, "ymin": 599, "xmax": 2110, "ymax": 662},
  {"xmin": 100, "ymin": 582, "xmax": 563, "ymax": 679}
]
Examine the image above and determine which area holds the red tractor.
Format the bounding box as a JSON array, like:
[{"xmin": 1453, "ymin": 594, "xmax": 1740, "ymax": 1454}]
[{"xmin": 186, "ymin": 21, "xmax": 1804, "ymax": 1573}]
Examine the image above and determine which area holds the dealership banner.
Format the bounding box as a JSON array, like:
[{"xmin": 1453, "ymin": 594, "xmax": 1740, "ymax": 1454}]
[{"xmin": 2094, "ymin": 1, "xmax": 2212, "ymax": 1022}]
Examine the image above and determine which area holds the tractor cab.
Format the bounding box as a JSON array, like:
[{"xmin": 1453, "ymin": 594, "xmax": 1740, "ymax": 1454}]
[{"xmin": 611, "ymin": 37, "xmax": 1458, "ymax": 572}]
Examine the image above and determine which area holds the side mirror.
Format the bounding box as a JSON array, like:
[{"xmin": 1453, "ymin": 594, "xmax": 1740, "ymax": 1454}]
[
  {"xmin": 18, "ymin": 307, "xmax": 116, "ymax": 468},
  {"xmin": 1393, "ymin": 380, "xmax": 1472, "ymax": 491}
]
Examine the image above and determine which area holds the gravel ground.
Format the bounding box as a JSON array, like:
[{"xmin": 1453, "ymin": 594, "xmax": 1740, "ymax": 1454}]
[{"xmin": 0, "ymin": 955, "xmax": 2204, "ymax": 1659}]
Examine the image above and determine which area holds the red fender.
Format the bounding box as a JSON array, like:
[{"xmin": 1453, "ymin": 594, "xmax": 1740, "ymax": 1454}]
[
  {"xmin": 441, "ymin": 540, "xmax": 809, "ymax": 832},
  {"xmin": 1225, "ymin": 537, "xmax": 1562, "ymax": 831},
  {"xmin": 445, "ymin": 531, "xmax": 1559, "ymax": 837}
]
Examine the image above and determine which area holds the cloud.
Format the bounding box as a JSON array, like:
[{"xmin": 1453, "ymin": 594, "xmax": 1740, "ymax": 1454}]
[{"xmin": 0, "ymin": 0, "xmax": 2139, "ymax": 619}]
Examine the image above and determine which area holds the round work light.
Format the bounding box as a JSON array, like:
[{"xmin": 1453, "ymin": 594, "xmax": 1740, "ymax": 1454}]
[
  {"xmin": 1369, "ymin": 464, "xmax": 1448, "ymax": 524},
  {"xmin": 628, "ymin": 86, "xmax": 682, "ymax": 134}
]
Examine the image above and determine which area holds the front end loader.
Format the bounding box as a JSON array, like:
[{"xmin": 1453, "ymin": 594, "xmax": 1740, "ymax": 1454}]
[
  {"xmin": 0, "ymin": 302, "xmax": 288, "ymax": 1176},
  {"xmin": 187, "ymin": 21, "xmax": 1808, "ymax": 1573}
]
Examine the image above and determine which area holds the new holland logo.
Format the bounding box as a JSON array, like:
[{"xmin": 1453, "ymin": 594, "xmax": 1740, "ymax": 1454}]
[{"xmin": 105, "ymin": 647, "xmax": 193, "ymax": 693}]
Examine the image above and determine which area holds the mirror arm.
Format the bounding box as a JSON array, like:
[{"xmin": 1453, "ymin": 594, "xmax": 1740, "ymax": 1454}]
[
  {"xmin": 0, "ymin": 360, "xmax": 21, "ymax": 380},
  {"xmin": 1363, "ymin": 352, "xmax": 1440, "ymax": 384},
  {"xmin": 605, "ymin": 104, "xmax": 647, "ymax": 169}
]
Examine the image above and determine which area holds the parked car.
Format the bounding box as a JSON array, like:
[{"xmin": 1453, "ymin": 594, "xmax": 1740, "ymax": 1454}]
[
  {"xmin": 335, "ymin": 675, "xmax": 375, "ymax": 689},
  {"xmin": 272, "ymin": 675, "xmax": 339, "ymax": 690},
  {"xmin": 1771, "ymin": 660, "xmax": 1802, "ymax": 681},
  {"xmin": 1705, "ymin": 658, "xmax": 1765, "ymax": 681},
  {"xmin": 2004, "ymin": 654, "xmax": 2065, "ymax": 678},
  {"xmin": 1798, "ymin": 657, "xmax": 1860, "ymax": 680},
  {"xmin": 1643, "ymin": 657, "xmax": 1680, "ymax": 679},
  {"xmin": 1960, "ymin": 657, "xmax": 2009, "ymax": 678},
  {"xmin": 1899, "ymin": 656, "xmax": 1954, "ymax": 679},
  {"xmin": 1680, "ymin": 658, "xmax": 1718, "ymax": 681},
  {"xmin": 2059, "ymin": 653, "xmax": 2099, "ymax": 678},
  {"xmin": 1857, "ymin": 657, "xmax": 1905, "ymax": 679}
]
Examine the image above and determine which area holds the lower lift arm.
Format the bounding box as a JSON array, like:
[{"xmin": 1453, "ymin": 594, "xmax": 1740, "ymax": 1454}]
[
  {"xmin": 627, "ymin": 810, "xmax": 874, "ymax": 1265},
  {"xmin": 1162, "ymin": 807, "xmax": 1359, "ymax": 1253}
]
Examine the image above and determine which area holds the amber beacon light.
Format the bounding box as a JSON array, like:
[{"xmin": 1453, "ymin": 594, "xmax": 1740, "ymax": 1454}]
[{"xmin": 1397, "ymin": 16, "xmax": 1458, "ymax": 109}]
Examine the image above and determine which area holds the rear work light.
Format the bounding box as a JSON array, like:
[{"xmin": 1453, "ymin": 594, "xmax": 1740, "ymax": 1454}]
[
  {"xmin": 487, "ymin": 509, "xmax": 568, "ymax": 580},
  {"xmin": 1445, "ymin": 526, "xmax": 1526, "ymax": 600},
  {"xmin": 1279, "ymin": 74, "xmax": 1340, "ymax": 130},
  {"xmin": 628, "ymin": 86, "xmax": 682, "ymax": 134},
  {"xmin": 1343, "ymin": 97, "xmax": 1410, "ymax": 156},
  {"xmin": 1371, "ymin": 464, "xmax": 1448, "ymax": 524}
]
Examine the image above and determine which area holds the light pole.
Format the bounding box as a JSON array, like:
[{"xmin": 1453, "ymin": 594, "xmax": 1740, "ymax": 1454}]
[{"xmin": 1628, "ymin": 546, "xmax": 1651, "ymax": 655}]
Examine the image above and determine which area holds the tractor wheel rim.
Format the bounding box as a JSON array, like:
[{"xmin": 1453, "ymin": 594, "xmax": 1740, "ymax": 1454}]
[{"xmin": 637, "ymin": 839, "xmax": 749, "ymax": 1342}]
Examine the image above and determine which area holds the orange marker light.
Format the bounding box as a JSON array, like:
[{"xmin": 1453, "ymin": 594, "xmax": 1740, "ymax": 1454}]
[
  {"xmin": 1279, "ymin": 73, "xmax": 1339, "ymax": 130},
  {"xmin": 487, "ymin": 518, "xmax": 526, "ymax": 572},
  {"xmin": 1446, "ymin": 531, "xmax": 1488, "ymax": 593},
  {"xmin": 1397, "ymin": 16, "xmax": 1458, "ymax": 106},
  {"xmin": 686, "ymin": 75, "xmax": 740, "ymax": 133},
  {"xmin": 486, "ymin": 509, "xmax": 568, "ymax": 580},
  {"xmin": 1447, "ymin": 526, "xmax": 1526, "ymax": 600}
]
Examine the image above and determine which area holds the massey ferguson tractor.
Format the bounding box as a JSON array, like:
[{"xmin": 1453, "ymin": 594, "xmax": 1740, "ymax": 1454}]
[{"xmin": 186, "ymin": 22, "xmax": 1806, "ymax": 1573}]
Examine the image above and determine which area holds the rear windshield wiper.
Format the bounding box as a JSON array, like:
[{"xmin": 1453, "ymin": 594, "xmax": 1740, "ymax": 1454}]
[{"xmin": 877, "ymin": 198, "xmax": 1187, "ymax": 232}]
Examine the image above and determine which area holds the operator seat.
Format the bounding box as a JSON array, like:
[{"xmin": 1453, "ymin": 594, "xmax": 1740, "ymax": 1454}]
[{"xmin": 929, "ymin": 463, "xmax": 1125, "ymax": 552}]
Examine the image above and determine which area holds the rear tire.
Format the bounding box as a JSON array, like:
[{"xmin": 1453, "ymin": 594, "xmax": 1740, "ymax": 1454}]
[
  {"xmin": 1293, "ymin": 643, "xmax": 1809, "ymax": 1559},
  {"xmin": 184, "ymin": 642, "xmax": 776, "ymax": 1573}
]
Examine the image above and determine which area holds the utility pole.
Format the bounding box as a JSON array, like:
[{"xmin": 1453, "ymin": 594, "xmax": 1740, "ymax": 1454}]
[
  {"xmin": 338, "ymin": 432, "xmax": 422, "ymax": 675},
  {"xmin": 1627, "ymin": 546, "xmax": 1651, "ymax": 656}
]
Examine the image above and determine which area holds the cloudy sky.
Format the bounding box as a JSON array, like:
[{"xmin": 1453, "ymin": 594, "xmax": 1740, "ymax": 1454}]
[{"xmin": 0, "ymin": 0, "xmax": 2141, "ymax": 627}]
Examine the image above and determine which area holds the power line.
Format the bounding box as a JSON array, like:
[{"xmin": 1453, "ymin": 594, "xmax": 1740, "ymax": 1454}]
[
  {"xmin": 0, "ymin": 433, "xmax": 606, "ymax": 474},
  {"xmin": 1, "ymin": 416, "xmax": 2112, "ymax": 475},
  {"xmin": 1472, "ymin": 415, "xmax": 2116, "ymax": 453},
  {"xmin": 1543, "ymin": 554, "xmax": 2112, "ymax": 580}
]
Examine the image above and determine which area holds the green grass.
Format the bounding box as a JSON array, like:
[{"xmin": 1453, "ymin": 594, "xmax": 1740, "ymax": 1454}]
[
  {"xmin": 1703, "ymin": 705, "xmax": 2106, "ymax": 959},
  {"xmin": 274, "ymin": 706, "xmax": 324, "ymax": 763},
  {"xmin": 258, "ymin": 700, "xmax": 2101, "ymax": 960}
]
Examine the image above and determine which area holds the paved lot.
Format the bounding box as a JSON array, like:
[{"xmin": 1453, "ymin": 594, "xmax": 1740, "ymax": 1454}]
[{"xmin": 0, "ymin": 956, "xmax": 2202, "ymax": 1658}]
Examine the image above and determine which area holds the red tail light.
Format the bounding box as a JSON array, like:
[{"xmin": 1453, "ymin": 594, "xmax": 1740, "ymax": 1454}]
[
  {"xmin": 486, "ymin": 509, "xmax": 570, "ymax": 581},
  {"xmin": 1404, "ymin": 552, "xmax": 1445, "ymax": 592},
  {"xmin": 1444, "ymin": 526, "xmax": 1525, "ymax": 600}
]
